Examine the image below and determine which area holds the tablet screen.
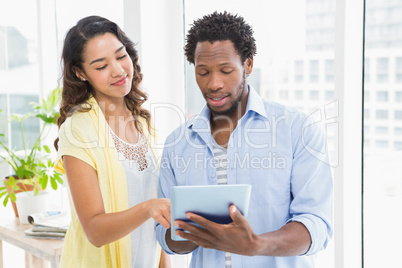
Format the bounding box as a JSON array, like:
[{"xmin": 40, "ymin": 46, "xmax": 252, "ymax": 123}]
[{"xmin": 170, "ymin": 184, "xmax": 252, "ymax": 241}]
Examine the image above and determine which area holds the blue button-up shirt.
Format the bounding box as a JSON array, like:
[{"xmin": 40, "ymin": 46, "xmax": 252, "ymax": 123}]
[{"xmin": 156, "ymin": 86, "xmax": 333, "ymax": 268}]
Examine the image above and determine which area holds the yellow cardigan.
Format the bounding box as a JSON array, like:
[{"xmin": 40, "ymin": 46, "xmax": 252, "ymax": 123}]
[{"xmin": 55, "ymin": 97, "xmax": 159, "ymax": 267}]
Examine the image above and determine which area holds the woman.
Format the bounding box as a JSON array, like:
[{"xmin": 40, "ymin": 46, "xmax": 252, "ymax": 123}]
[{"xmin": 54, "ymin": 15, "xmax": 171, "ymax": 268}]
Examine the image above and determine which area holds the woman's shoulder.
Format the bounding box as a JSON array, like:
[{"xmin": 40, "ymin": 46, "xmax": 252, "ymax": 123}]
[
  {"xmin": 64, "ymin": 110, "xmax": 92, "ymax": 126},
  {"xmin": 59, "ymin": 107, "xmax": 97, "ymax": 139}
]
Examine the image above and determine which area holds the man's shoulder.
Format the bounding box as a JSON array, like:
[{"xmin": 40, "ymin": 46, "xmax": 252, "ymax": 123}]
[
  {"xmin": 260, "ymin": 99, "xmax": 308, "ymax": 121},
  {"xmin": 164, "ymin": 118, "xmax": 192, "ymax": 144}
]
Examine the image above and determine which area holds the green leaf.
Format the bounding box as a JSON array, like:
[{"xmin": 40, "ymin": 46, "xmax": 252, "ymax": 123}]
[
  {"xmin": 50, "ymin": 177, "xmax": 57, "ymax": 190},
  {"xmin": 38, "ymin": 163, "xmax": 46, "ymax": 168},
  {"xmin": 3, "ymin": 196, "xmax": 9, "ymax": 207},
  {"xmin": 31, "ymin": 86, "xmax": 61, "ymax": 126},
  {"xmin": 35, "ymin": 114, "xmax": 57, "ymax": 124},
  {"xmin": 43, "ymin": 145, "xmax": 51, "ymax": 153},
  {"xmin": 0, "ymin": 191, "xmax": 8, "ymax": 199},
  {"xmin": 40, "ymin": 175, "xmax": 48, "ymax": 190},
  {"xmin": 0, "ymin": 86, "xmax": 63, "ymax": 205},
  {"xmin": 9, "ymin": 192, "xmax": 16, "ymax": 202},
  {"xmin": 54, "ymin": 173, "xmax": 63, "ymax": 184},
  {"xmin": 9, "ymin": 113, "xmax": 34, "ymax": 122},
  {"xmin": 8, "ymin": 175, "xmax": 15, "ymax": 185}
]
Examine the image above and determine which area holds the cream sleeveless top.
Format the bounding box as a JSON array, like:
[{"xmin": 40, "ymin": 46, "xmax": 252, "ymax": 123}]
[{"xmin": 109, "ymin": 126, "xmax": 159, "ymax": 268}]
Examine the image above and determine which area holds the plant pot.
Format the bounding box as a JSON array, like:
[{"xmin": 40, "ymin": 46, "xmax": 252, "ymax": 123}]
[
  {"xmin": 4, "ymin": 175, "xmax": 36, "ymax": 217},
  {"xmin": 15, "ymin": 191, "xmax": 49, "ymax": 224}
]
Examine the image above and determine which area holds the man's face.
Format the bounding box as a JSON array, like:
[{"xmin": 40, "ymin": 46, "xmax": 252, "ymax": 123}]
[{"xmin": 194, "ymin": 40, "xmax": 253, "ymax": 117}]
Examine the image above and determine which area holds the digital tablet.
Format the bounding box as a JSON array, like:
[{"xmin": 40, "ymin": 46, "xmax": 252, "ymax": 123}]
[{"xmin": 170, "ymin": 184, "xmax": 252, "ymax": 241}]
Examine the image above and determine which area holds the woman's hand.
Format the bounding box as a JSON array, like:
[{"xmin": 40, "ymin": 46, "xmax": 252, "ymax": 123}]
[{"xmin": 145, "ymin": 198, "xmax": 171, "ymax": 229}]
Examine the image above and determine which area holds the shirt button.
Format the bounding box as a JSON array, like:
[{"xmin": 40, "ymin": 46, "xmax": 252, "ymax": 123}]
[{"xmin": 211, "ymin": 173, "xmax": 216, "ymax": 178}]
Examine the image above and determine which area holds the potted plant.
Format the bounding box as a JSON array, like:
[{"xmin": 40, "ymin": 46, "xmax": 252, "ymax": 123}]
[{"xmin": 0, "ymin": 86, "xmax": 63, "ymax": 216}]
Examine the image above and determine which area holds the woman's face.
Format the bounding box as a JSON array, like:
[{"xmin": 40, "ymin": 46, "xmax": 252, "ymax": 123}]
[{"xmin": 77, "ymin": 32, "xmax": 134, "ymax": 101}]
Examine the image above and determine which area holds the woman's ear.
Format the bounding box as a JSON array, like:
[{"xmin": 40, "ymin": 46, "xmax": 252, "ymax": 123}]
[
  {"xmin": 245, "ymin": 57, "xmax": 254, "ymax": 76},
  {"xmin": 73, "ymin": 67, "xmax": 87, "ymax": 81}
]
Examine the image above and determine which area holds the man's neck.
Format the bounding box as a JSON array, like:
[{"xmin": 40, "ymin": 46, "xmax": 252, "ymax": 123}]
[
  {"xmin": 210, "ymin": 105, "xmax": 243, "ymax": 149},
  {"xmin": 209, "ymin": 83, "xmax": 250, "ymax": 148}
]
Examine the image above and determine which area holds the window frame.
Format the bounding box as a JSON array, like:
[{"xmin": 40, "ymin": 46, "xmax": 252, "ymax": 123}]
[{"xmin": 333, "ymin": 0, "xmax": 364, "ymax": 267}]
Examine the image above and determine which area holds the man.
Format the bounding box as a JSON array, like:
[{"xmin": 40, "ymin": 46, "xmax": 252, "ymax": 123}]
[{"xmin": 156, "ymin": 11, "xmax": 333, "ymax": 267}]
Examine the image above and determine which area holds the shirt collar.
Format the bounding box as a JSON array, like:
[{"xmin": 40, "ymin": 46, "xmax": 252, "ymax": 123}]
[{"xmin": 245, "ymin": 85, "xmax": 268, "ymax": 119}]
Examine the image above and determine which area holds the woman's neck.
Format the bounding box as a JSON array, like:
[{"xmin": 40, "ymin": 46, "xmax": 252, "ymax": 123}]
[{"xmin": 95, "ymin": 95, "xmax": 139, "ymax": 144}]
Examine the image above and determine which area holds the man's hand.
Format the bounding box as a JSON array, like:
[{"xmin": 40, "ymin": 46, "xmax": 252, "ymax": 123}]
[{"xmin": 174, "ymin": 204, "xmax": 259, "ymax": 256}]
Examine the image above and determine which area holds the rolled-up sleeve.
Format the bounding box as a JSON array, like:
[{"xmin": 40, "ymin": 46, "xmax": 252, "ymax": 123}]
[{"xmin": 287, "ymin": 115, "xmax": 334, "ymax": 255}]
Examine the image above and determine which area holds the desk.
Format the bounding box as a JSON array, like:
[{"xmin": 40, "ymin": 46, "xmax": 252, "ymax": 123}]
[{"xmin": 0, "ymin": 213, "xmax": 64, "ymax": 268}]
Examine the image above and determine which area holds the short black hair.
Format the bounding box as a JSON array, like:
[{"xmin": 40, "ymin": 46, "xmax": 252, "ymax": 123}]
[{"xmin": 184, "ymin": 11, "xmax": 257, "ymax": 64}]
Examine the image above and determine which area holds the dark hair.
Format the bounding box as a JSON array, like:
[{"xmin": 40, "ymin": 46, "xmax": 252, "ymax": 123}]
[
  {"xmin": 55, "ymin": 15, "xmax": 151, "ymax": 150},
  {"xmin": 184, "ymin": 11, "xmax": 257, "ymax": 64}
]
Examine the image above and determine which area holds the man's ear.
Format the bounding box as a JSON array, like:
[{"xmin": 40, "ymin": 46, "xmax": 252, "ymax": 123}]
[
  {"xmin": 245, "ymin": 57, "xmax": 253, "ymax": 76},
  {"xmin": 73, "ymin": 67, "xmax": 87, "ymax": 81}
]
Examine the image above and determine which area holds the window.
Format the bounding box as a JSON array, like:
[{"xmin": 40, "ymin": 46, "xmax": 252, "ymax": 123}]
[
  {"xmin": 295, "ymin": 90, "xmax": 304, "ymax": 100},
  {"xmin": 395, "ymin": 57, "xmax": 402, "ymax": 82},
  {"xmin": 309, "ymin": 90, "xmax": 320, "ymax": 100},
  {"xmin": 395, "ymin": 127, "xmax": 402, "ymax": 135},
  {"xmin": 395, "ymin": 91, "xmax": 402, "ymax": 102},
  {"xmin": 364, "ymin": 90, "xmax": 370, "ymax": 101},
  {"xmin": 325, "ymin": 90, "xmax": 334, "ymax": 101},
  {"xmin": 365, "ymin": 58, "xmax": 370, "ymax": 82},
  {"xmin": 0, "ymin": 0, "xmax": 41, "ymax": 176},
  {"xmin": 376, "ymin": 91, "xmax": 388, "ymax": 101},
  {"xmin": 309, "ymin": 60, "xmax": 319, "ymax": 82},
  {"xmin": 375, "ymin": 126, "xmax": 388, "ymax": 134},
  {"xmin": 364, "ymin": 139, "xmax": 370, "ymax": 147},
  {"xmin": 364, "ymin": 1, "xmax": 402, "ymax": 267},
  {"xmin": 294, "ymin": 60, "xmax": 304, "ymax": 82},
  {"xmin": 395, "ymin": 110, "xmax": 402, "ymax": 120},
  {"xmin": 279, "ymin": 90, "xmax": 289, "ymax": 100},
  {"xmin": 0, "ymin": 94, "xmax": 7, "ymax": 145},
  {"xmin": 375, "ymin": 109, "xmax": 388, "ymax": 119},
  {"xmin": 364, "ymin": 109, "xmax": 370, "ymax": 119},
  {"xmin": 395, "ymin": 141, "xmax": 402, "ymax": 150},
  {"xmin": 9, "ymin": 95, "xmax": 40, "ymax": 150},
  {"xmin": 375, "ymin": 139, "xmax": 388, "ymax": 148},
  {"xmin": 325, "ymin": 59, "xmax": 334, "ymax": 82},
  {"xmin": 376, "ymin": 57, "xmax": 389, "ymax": 82},
  {"xmin": 377, "ymin": 58, "xmax": 388, "ymax": 70}
]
